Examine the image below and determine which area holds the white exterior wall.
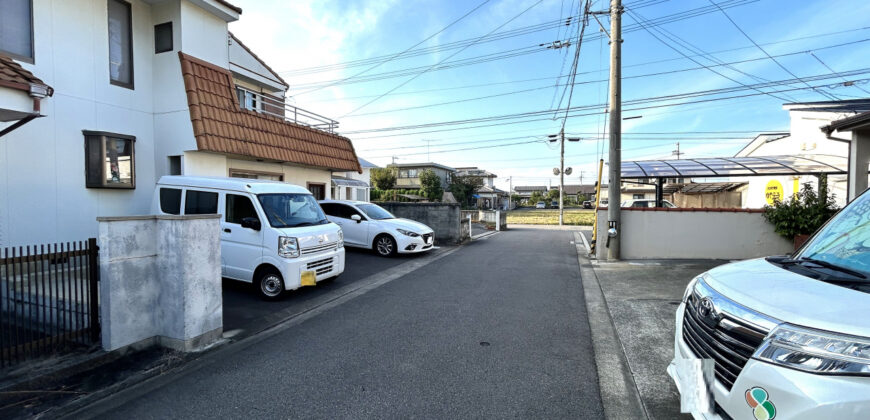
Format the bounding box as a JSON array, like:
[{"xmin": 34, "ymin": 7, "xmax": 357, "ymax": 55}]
[
  {"xmin": 594, "ymin": 209, "xmax": 793, "ymax": 260},
  {"xmin": 179, "ymin": 1, "xmax": 228, "ymax": 65},
  {"xmin": 0, "ymin": 0, "xmax": 160, "ymax": 247},
  {"xmin": 736, "ymin": 108, "xmax": 853, "ymax": 208}
]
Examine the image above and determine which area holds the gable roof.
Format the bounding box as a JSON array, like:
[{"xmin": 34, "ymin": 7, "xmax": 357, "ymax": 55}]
[
  {"xmin": 228, "ymin": 32, "xmax": 288, "ymax": 89},
  {"xmin": 178, "ymin": 52, "xmax": 361, "ymax": 173},
  {"xmin": 513, "ymin": 185, "xmax": 548, "ymax": 192},
  {"xmin": 0, "ymin": 54, "xmax": 52, "ymax": 94},
  {"xmin": 550, "ymin": 184, "xmax": 596, "ymax": 195},
  {"xmin": 358, "ymin": 157, "xmax": 379, "ymax": 168}
]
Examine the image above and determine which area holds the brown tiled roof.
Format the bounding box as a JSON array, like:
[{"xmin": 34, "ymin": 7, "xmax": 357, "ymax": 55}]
[
  {"xmin": 178, "ymin": 52, "xmax": 361, "ymax": 173},
  {"xmin": 216, "ymin": 0, "xmax": 242, "ymax": 14},
  {"xmin": 0, "ymin": 54, "xmax": 52, "ymax": 94}
]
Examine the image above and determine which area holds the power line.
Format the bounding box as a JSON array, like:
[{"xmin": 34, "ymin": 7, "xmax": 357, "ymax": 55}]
[
  {"xmin": 339, "ymin": 0, "xmax": 545, "ymax": 117},
  {"xmin": 808, "ymin": 51, "xmax": 870, "ymax": 96},
  {"xmin": 706, "ymin": 0, "xmax": 841, "ymax": 101},
  {"xmin": 292, "ymin": 0, "xmax": 492, "ymax": 96}
]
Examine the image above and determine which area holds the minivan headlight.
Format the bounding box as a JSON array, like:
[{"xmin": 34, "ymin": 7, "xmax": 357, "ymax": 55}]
[
  {"xmin": 682, "ymin": 276, "xmax": 700, "ymax": 303},
  {"xmin": 337, "ymin": 229, "xmax": 344, "ymax": 249},
  {"xmin": 754, "ymin": 324, "xmax": 870, "ymax": 375},
  {"xmin": 396, "ymin": 228, "xmax": 419, "ymax": 237},
  {"xmin": 278, "ymin": 236, "xmax": 299, "ymax": 258}
]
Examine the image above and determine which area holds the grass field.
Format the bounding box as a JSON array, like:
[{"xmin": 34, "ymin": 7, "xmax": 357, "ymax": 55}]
[{"xmin": 506, "ymin": 209, "xmax": 596, "ymax": 226}]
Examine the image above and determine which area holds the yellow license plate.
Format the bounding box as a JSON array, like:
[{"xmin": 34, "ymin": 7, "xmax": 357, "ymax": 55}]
[{"xmin": 300, "ymin": 270, "xmax": 317, "ymax": 287}]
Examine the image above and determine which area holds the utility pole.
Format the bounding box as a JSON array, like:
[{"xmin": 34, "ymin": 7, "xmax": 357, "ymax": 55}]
[
  {"xmin": 422, "ymin": 139, "xmax": 433, "ymax": 162},
  {"xmin": 560, "ymin": 128, "xmax": 565, "ymax": 226},
  {"xmin": 672, "ymin": 142, "xmax": 682, "ymax": 159},
  {"xmin": 606, "ymin": 0, "xmax": 623, "ymax": 260},
  {"xmin": 508, "ymin": 176, "xmax": 513, "ymax": 210}
]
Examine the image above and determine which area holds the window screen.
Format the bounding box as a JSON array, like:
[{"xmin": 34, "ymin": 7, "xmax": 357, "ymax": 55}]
[
  {"xmin": 159, "ymin": 188, "xmax": 181, "ymax": 214},
  {"xmin": 154, "ymin": 22, "xmax": 172, "ymax": 53},
  {"xmin": 0, "ymin": 0, "xmax": 33, "ymax": 60},
  {"xmin": 226, "ymin": 194, "xmax": 258, "ymax": 224},
  {"xmin": 184, "ymin": 190, "xmax": 218, "ymax": 215},
  {"xmin": 108, "ymin": 0, "xmax": 133, "ymax": 87}
]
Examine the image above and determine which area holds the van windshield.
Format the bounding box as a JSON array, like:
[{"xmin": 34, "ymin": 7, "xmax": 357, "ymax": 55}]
[
  {"xmin": 797, "ymin": 190, "xmax": 870, "ymax": 277},
  {"xmin": 257, "ymin": 194, "xmax": 329, "ymax": 228}
]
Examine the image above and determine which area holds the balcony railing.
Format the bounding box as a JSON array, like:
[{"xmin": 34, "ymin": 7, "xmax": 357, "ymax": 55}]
[{"xmin": 235, "ymin": 86, "xmax": 339, "ymax": 133}]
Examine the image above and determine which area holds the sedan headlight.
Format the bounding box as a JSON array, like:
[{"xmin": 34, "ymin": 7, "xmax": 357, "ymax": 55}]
[
  {"xmin": 337, "ymin": 229, "xmax": 344, "ymax": 249},
  {"xmin": 278, "ymin": 236, "xmax": 299, "ymax": 258},
  {"xmin": 754, "ymin": 324, "xmax": 870, "ymax": 375},
  {"xmin": 396, "ymin": 228, "xmax": 420, "ymax": 237}
]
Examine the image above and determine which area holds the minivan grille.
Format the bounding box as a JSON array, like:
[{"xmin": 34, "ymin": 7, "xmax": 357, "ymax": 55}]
[
  {"xmin": 301, "ymin": 242, "xmax": 337, "ymax": 255},
  {"xmin": 307, "ymin": 257, "xmax": 333, "ymax": 276},
  {"xmin": 682, "ymin": 293, "xmax": 767, "ymax": 391}
]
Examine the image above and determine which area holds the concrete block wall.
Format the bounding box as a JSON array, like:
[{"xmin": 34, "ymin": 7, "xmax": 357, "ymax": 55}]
[
  {"xmin": 378, "ymin": 202, "xmax": 466, "ymax": 243},
  {"xmin": 594, "ymin": 208, "xmax": 793, "ymax": 260},
  {"xmin": 98, "ymin": 215, "xmax": 222, "ymax": 352}
]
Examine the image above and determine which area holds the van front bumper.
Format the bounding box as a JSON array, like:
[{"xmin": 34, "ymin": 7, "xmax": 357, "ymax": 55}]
[
  {"xmin": 279, "ymin": 247, "xmax": 345, "ymax": 290},
  {"xmin": 669, "ymin": 302, "xmax": 870, "ymax": 420}
]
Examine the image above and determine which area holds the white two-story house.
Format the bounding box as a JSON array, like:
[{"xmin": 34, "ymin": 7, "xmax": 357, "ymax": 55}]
[{"xmin": 0, "ymin": 0, "xmax": 361, "ymax": 247}]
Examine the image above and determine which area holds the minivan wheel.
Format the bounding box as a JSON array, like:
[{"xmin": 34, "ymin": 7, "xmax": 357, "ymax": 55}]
[
  {"xmin": 257, "ymin": 269, "xmax": 285, "ymax": 301},
  {"xmin": 374, "ymin": 235, "xmax": 397, "ymax": 257}
]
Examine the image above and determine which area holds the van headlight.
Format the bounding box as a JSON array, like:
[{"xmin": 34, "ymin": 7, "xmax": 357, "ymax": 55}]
[
  {"xmin": 337, "ymin": 229, "xmax": 344, "ymax": 249},
  {"xmin": 278, "ymin": 236, "xmax": 299, "ymax": 258},
  {"xmin": 396, "ymin": 228, "xmax": 419, "ymax": 237},
  {"xmin": 754, "ymin": 324, "xmax": 870, "ymax": 375}
]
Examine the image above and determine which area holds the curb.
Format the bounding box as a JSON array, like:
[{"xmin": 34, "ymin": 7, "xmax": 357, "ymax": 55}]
[{"xmin": 574, "ymin": 232, "xmax": 648, "ymax": 420}]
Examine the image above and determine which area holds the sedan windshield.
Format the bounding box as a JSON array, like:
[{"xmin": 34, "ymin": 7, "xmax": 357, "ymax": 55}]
[
  {"xmin": 257, "ymin": 193, "xmax": 328, "ymax": 228},
  {"xmin": 357, "ymin": 203, "xmax": 394, "ymax": 220},
  {"xmin": 797, "ymin": 190, "xmax": 870, "ymax": 278}
]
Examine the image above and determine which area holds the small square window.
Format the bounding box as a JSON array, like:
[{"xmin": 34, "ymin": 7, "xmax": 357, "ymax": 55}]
[
  {"xmin": 84, "ymin": 131, "xmax": 136, "ymax": 189},
  {"xmin": 159, "ymin": 188, "xmax": 181, "ymax": 214},
  {"xmin": 154, "ymin": 22, "xmax": 172, "ymax": 53},
  {"xmin": 184, "ymin": 190, "xmax": 218, "ymax": 215}
]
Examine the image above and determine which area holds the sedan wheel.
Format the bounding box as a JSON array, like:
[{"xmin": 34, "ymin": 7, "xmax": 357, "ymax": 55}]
[{"xmin": 375, "ymin": 235, "xmax": 396, "ymax": 257}]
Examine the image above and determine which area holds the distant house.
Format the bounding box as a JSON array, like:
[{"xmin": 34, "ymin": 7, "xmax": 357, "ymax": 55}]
[
  {"xmin": 455, "ymin": 167, "xmax": 508, "ymax": 209},
  {"xmin": 512, "ymin": 185, "xmax": 548, "ymax": 201},
  {"xmin": 549, "ymin": 184, "xmax": 596, "ymax": 202},
  {"xmin": 387, "ymin": 162, "xmax": 455, "ymax": 190},
  {"xmin": 0, "ymin": 0, "xmax": 361, "ymax": 246},
  {"xmin": 332, "ymin": 157, "xmax": 378, "ymax": 202}
]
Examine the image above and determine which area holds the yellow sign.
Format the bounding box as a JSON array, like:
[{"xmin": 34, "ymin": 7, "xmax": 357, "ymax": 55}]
[
  {"xmin": 300, "ymin": 270, "xmax": 317, "ymax": 287},
  {"xmin": 765, "ymin": 180, "xmax": 784, "ymax": 205}
]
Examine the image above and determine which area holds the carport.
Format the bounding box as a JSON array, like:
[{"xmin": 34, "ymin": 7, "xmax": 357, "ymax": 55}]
[{"xmin": 619, "ymin": 154, "xmax": 848, "ymax": 207}]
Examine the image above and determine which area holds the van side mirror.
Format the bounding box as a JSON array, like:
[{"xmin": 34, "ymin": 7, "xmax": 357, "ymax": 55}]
[
  {"xmin": 351, "ymin": 214, "xmax": 362, "ymax": 223},
  {"xmin": 241, "ymin": 217, "xmax": 261, "ymax": 231}
]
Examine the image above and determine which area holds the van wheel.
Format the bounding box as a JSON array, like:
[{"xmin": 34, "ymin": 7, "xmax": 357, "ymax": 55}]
[
  {"xmin": 374, "ymin": 235, "xmax": 396, "ymax": 257},
  {"xmin": 256, "ymin": 268, "xmax": 284, "ymax": 301}
]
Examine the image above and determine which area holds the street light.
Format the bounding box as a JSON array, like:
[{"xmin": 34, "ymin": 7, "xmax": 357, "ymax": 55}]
[{"xmin": 551, "ymin": 131, "xmax": 582, "ymax": 225}]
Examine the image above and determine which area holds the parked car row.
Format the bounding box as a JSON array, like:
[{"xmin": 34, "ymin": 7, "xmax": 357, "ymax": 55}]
[{"xmin": 153, "ymin": 176, "xmax": 435, "ymax": 300}]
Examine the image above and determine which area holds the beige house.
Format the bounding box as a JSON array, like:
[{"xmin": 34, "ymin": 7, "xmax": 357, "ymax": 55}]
[{"xmin": 388, "ymin": 162, "xmax": 455, "ymax": 190}]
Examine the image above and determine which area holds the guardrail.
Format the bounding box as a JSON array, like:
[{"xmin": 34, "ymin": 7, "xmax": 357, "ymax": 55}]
[{"xmin": 235, "ymin": 86, "xmax": 339, "ymax": 133}]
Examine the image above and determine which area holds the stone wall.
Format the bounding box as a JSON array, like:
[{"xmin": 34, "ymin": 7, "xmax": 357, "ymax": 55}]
[
  {"xmin": 98, "ymin": 214, "xmax": 222, "ymax": 352},
  {"xmin": 378, "ymin": 202, "xmax": 467, "ymax": 244}
]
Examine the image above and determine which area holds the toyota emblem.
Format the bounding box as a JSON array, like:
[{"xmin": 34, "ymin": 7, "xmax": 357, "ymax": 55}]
[{"xmin": 697, "ymin": 297, "xmax": 720, "ymax": 327}]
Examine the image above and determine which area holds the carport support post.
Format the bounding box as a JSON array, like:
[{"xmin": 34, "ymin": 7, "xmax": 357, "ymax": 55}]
[
  {"xmin": 847, "ymin": 129, "xmax": 870, "ymax": 202},
  {"xmin": 655, "ymin": 178, "xmax": 663, "ymax": 208},
  {"xmin": 606, "ymin": 0, "xmax": 622, "ymax": 260}
]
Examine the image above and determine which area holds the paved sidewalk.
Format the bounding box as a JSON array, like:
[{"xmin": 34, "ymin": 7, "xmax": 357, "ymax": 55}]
[{"xmin": 590, "ymin": 258, "xmax": 727, "ymax": 419}]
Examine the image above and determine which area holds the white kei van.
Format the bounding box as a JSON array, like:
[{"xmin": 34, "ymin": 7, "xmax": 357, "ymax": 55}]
[
  {"xmin": 669, "ymin": 188, "xmax": 870, "ymax": 419},
  {"xmin": 153, "ymin": 176, "xmax": 344, "ymax": 300}
]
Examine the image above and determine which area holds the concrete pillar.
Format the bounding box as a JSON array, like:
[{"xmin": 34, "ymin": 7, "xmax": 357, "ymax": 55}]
[{"xmin": 848, "ymin": 130, "xmax": 870, "ymax": 202}]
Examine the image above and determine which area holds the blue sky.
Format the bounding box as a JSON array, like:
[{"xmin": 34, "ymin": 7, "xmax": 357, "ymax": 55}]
[{"xmin": 229, "ymin": 0, "xmax": 870, "ymax": 190}]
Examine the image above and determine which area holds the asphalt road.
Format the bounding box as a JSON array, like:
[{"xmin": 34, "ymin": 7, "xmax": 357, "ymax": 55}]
[
  {"xmin": 222, "ymin": 246, "xmax": 413, "ymax": 334},
  {"xmin": 89, "ymin": 228, "xmax": 603, "ymax": 419}
]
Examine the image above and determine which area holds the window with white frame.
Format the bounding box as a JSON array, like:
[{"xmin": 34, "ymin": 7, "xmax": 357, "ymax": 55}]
[{"xmin": 0, "ymin": 0, "xmax": 33, "ymax": 62}]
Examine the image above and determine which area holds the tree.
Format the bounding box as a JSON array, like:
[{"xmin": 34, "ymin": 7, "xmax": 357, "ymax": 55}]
[
  {"xmin": 763, "ymin": 174, "xmax": 839, "ymax": 239},
  {"xmin": 547, "ymin": 189, "xmax": 560, "ymax": 201},
  {"xmin": 449, "ymin": 175, "xmax": 483, "ymax": 207},
  {"xmin": 371, "ymin": 167, "xmax": 397, "ymax": 190},
  {"xmin": 419, "ymin": 169, "xmax": 443, "ymax": 201},
  {"xmin": 529, "ymin": 191, "xmax": 545, "ymax": 204}
]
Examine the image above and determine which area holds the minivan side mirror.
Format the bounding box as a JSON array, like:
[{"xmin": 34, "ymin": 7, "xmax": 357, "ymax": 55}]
[
  {"xmin": 241, "ymin": 217, "xmax": 261, "ymax": 231},
  {"xmin": 351, "ymin": 214, "xmax": 362, "ymax": 223}
]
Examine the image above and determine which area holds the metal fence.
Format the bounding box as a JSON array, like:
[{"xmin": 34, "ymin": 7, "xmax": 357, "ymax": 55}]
[{"xmin": 1, "ymin": 238, "xmax": 100, "ymax": 367}]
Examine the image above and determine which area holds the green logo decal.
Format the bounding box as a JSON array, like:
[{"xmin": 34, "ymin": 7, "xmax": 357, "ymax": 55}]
[{"xmin": 745, "ymin": 387, "xmax": 776, "ymax": 420}]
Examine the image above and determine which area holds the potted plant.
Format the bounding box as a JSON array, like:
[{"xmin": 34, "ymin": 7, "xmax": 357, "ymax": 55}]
[{"xmin": 763, "ymin": 175, "xmax": 839, "ymax": 250}]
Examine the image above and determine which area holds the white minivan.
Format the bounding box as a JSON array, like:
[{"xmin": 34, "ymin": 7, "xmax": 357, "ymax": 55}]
[
  {"xmin": 669, "ymin": 189, "xmax": 870, "ymax": 419},
  {"xmin": 153, "ymin": 176, "xmax": 344, "ymax": 300}
]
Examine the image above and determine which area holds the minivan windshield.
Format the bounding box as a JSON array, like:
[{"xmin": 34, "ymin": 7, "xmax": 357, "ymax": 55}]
[
  {"xmin": 357, "ymin": 203, "xmax": 394, "ymax": 220},
  {"xmin": 797, "ymin": 190, "xmax": 870, "ymax": 278},
  {"xmin": 257, "ymin": 194, "xmax": 329, "ymax": 228}
]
